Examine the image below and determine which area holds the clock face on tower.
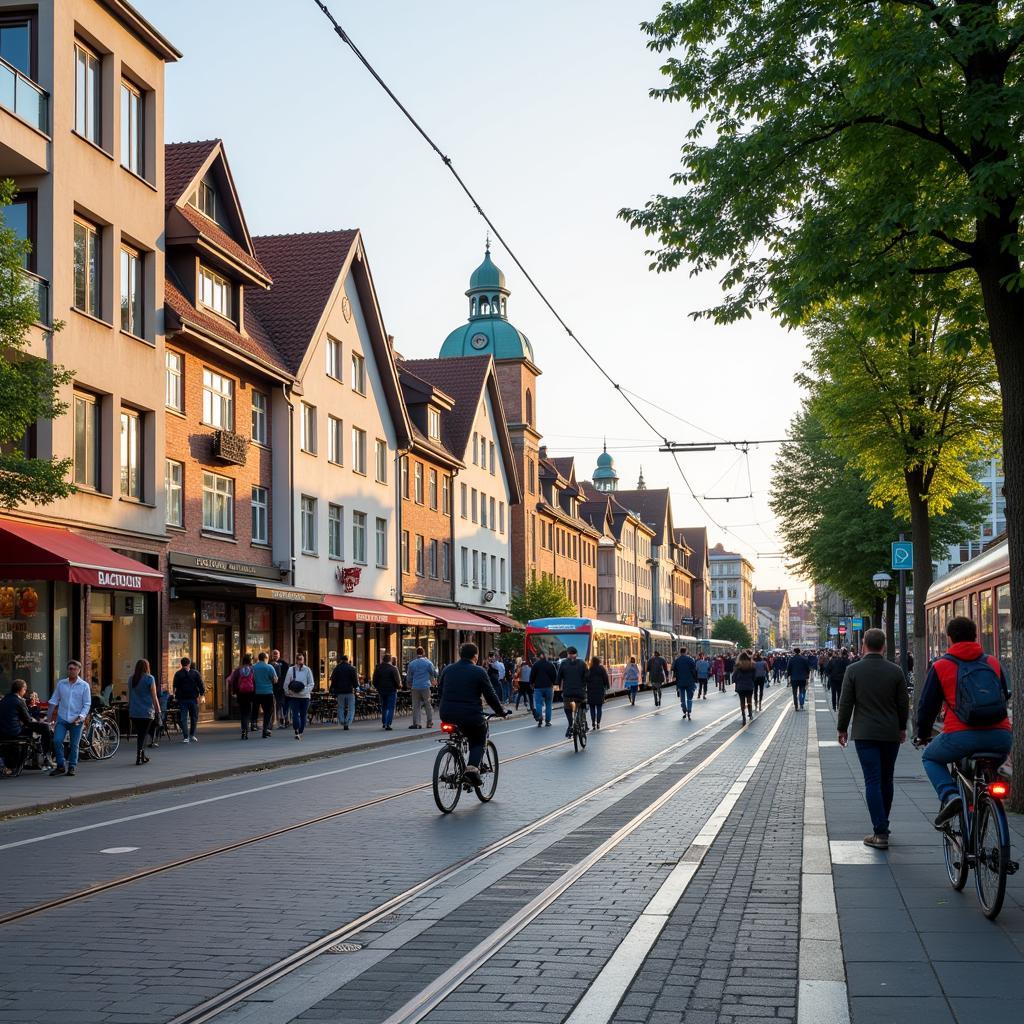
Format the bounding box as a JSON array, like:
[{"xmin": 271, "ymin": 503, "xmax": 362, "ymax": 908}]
[{"xmin": 470, "ymin": 332, "xmax": 488, "ymax": 350}]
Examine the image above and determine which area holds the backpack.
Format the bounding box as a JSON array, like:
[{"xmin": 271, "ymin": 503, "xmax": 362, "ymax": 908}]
[
  {"xmin": 236, "ymin": 667, "xmax": 254, "ymax": 695},
  {"xmin": 943, "ymin": 654, "xmax": 1007, "ymax": 727}
]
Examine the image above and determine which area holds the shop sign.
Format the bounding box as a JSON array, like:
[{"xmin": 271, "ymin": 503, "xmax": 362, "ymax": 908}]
[
  {"xmin": 169, "ymin": 552, "xmax": 281, "ymax": 580},
  {"xmin": 336, "ymin": 566, "xmax": 362, "ymax": 593},
  {"xmin": 96, "ymin": 570, "xmax": 145, "ymax": 590},
  {"xmin": 254, "ymin": 587, "xmax": 324, "ymax": 604}
]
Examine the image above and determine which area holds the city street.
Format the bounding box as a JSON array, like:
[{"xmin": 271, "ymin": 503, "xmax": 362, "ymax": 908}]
[{"xmin": 2, "ymin": 682, "xmax": 1020, "ymax": 1024}]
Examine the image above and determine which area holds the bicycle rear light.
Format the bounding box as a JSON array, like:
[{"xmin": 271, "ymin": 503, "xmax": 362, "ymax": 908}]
[
  {"xmin": 440, "ymin": 722, "xmax": 455, "ymax": 733},
  {"xmin": 988, "ymin": 780, "xmax": 1009, "ymax": 799}
]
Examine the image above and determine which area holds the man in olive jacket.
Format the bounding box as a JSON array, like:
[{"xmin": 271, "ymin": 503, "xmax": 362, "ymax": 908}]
[{"xmin": 837, "ymin": 628, "xmax": 910, "ymax": 850}]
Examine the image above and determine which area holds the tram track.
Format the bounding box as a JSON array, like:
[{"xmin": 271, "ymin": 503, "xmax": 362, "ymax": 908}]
[
  {"xmin": 164, "ymin": 688, "xmax": 790, "ymax": 1024},
  {"xmin": 0, "ymin": 695, "xmax": 690, "ymax": 927}
]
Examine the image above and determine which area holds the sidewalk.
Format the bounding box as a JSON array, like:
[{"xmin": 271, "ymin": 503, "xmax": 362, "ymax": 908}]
[
  {"xmin": 813, "ymin": 687, "xmax": 1024, "ymax": 1024},
  {"xmin": 0, "ymin": 700, "xmax": 541, "ymax": 820}
]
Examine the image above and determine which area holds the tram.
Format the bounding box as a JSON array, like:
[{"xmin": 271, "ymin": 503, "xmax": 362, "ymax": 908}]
[{"xmin": 924, "ymin": 537, "xmax": 1010, "ymax": 665}]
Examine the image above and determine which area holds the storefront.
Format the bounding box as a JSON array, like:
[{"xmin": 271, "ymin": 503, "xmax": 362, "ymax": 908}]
[
  {"xmin": 168, "ymin": 552, "xmax": 323, "ymax": 718},
  {"xmin": 0, "ymin": 518, "xmax": 163, "ymax": 702},
  {"xmin": 399, "ymin": 604, "xmax": 500, "ymax": 670}
]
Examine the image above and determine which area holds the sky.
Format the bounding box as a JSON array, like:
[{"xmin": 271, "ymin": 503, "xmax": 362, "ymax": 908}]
[{"xmin": 135, "ymin": 0, "xmax": 813, "ymax": 602}]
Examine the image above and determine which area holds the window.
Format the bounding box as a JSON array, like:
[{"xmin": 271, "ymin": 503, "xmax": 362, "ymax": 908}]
[
  {"xmin": 0, "ymin": 19, "xmax": 32, "ymax": 77},
  {"xmin": 460, "ymin": 482, "xmax": 468, "ymax": 518},
  {"xmin": 401, "ymin": 456, "xmax": 410, "ymax": 499},
  {"xmin": 199, "ymin": 266, "xmax": 231, "ymax": 319},
  {"xmin": 414, "ymin": 462, "xmax": 424, "ymax": 503},
  {"xmin": 375, "ymin": 517, "xmax": 388, "ymax": 567},
  {"xmin": 528, "ymin": 459, "xmax": 535, "ymax": 494},
  {"xmin": 489, "ymin": 441, "xmax": 495, "ymax": 474},
  {"xmin": 481, "ymin": 553, "xmax": 488, "ymax": 588},
  {"xmin": 251, "ymin": 392, "xmax": 268, "ymax": 445},
  {"xmin": 428, "ymin": 408, "xmax": 441, "ymax": 440},
  {"xmin": 300, "ymin": 496, "xmax": 317, "ymax": 554},
  {"xmin": 489, "ymin": 497, "xmax": 496, "ymax": 531},
  {"xmin": 251, "ymin": 486, "xmax": 268, "ymax": 544},
  {"xmin": 480, "ymin": 495, "xmax": 487, "ymax": 528},
  {"xmin": 119, "ymin": 409, "xmax": 141, "ymax": 498},
  {"xmin": 429, "ymin": 469, "xmax": 438, "ymax": 510},
  {"xmin": 202, "ymin": 472, "xmax": 233, "ymax": 534},
  {"xmin": 352, "ymin": 511, "xmax": 367, "ymax": 563},
  {"xmin": 491, "ymin": 555, "xmax": 497, "ymax": 589},
  {"xmin": 401, "ymin": 530, "xmax": 410, "ymax": 573},
  {"xmin": 375, "ymin": 439, "xmax": 387, "ymax": 483},
  {"xmin": 328, "ymin": 504, "xmax": 343, "ymax": 558},
  {"xmin": 326, "ymin": 337, "xmax": 342, "ymax": 380},
  {"xmin": 351, "ymin": 351, "xmax": 366, "ymax": 394},
  {"xmin": 472, "ymin": 488, "xmax": 478, "ymax": 523},
  {"xmin": 202, "ymin": 369, "xmax": 233, "ymax": 429},
  {"xmin": 73, "ymin": 218, "xmax": 100, "ymax": 317},
  {"xmin": 120, "ymin": 80, "xmax": 143, "ymax": 175},
  {"xmin": 73, "ymin": 393, "xmax": 99, "ymax": 489},
  {"xmin": 190, "ymin": 180, "xmax": 218, "ymax": 221},
  {"xmin": 301, "ymin": 403, "xmax": 317, "ymax": 454},
  {"xmin": 500, "ymin": 558, "xmax": 506, "ymax": 592},
  {"xmin": 461, "ymin": 546, "xmax": 469, "ymax": 586},
  {"xmin": 165, "ymin": 350, "xmax": 183, "ymax": 411},
  {"xmin": 415, "ymin": 534, "xmax": 424, "ymax": 576},
  {"xmin": 165, "ymin": 460, "xmax": 183, "ymax": 527},
  {"xmin": 352, "ymin": 427, "xmax": 367, "ymax": 474},
  {"xmin": 472, "ymin": 432, "xmax": 478, "ymax": 464},
  {"xmin": 442, "ymin": 475, "xmax": 451, "ymax": 515},
  {"xmin": 119, "ymin": 246, "xmax": 143, "ymax": 336},
  {"xmin": 499, "ymin": 501, "xmax": 505, "ymax": 534},
  {"xmin": 327, "ymin": 416, "xmax": 343, "ymax": 465},
  {"xmin": 429, "ymin": 539, "xmax": 439, "ymax": 579},
  {"xmin": 74, "ymin": 43, "xmax": 100, "ymax": 143},
  {"xmin": 472, "ymin": 550, "xmax": 479, "ymax": 586},
  {"xmin": 442, "ymin": 542, "xmax": 451, "ymax": 582}
]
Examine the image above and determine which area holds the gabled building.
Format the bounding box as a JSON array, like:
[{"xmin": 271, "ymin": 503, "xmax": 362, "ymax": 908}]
[
  {"xmin": 613, "ymin": 487, "xmax": 679, "ymax": 633},
  {"xmin": 672, "ymin": 533, "xmax": 695, "ymax": 633},
  {"xmin": 753, "ymin": 589, "xmax": 791, "ymax": 649},
  {"xmin": 677, "ymin": 527, "xmax": 711, "ymax": 636}
]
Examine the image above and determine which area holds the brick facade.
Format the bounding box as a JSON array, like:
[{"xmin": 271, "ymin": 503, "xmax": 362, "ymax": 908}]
[{"xmin": 400, "ymin": 450, "xmax": 455, "ymax": 603}]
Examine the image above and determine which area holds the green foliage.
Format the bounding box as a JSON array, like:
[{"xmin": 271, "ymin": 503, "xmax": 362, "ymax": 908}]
[
  {"xmin": 494, "ymin": 630, "xmax": 525, "ymax": 660},
  {"xmin": 0, "ymin": 179, "xmax": 72, "ymax": 506},
  {"xmin": 711, "ymin": 614, "xmax": 753, "ymax": 649},
  {"xmin": 508, "ymin": 576, "xmax": 577, "ymax": 624}
]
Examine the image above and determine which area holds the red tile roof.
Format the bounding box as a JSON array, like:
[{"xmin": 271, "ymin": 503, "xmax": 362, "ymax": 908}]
[
  {"xmin": 248, "ymin": 231, "xmax": 360, "ymax": 373},
  {"xmin": 400, "ymin": 357, "xmax": 491, "ymax": 462},
  {"xmin": 175, "ymin": 203, "xmax": 271, "ymax": 282},
  {"xmin": 164, "ymin": 140, "xmax": 218, "ymax": 208}
]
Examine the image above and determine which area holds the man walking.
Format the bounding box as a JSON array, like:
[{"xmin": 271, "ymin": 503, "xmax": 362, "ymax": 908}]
[
  {"xmin": 827, "ymin": 648, "xmax": 850, "ymax": 712},
  {"xmin": 172, "ymin": 656, "xmax": 204, "ymax": 743},
  {"xmin": 330, "ymin": 654, "xmax": 359, "ymax": 730},
  {"xmin": 672, "ymin": 646, "xmax": 698, "ymax": 721},
  {"xmin": 646, "ymin": 650, "xmax": 668, "ymax": 707},
  {"xmin": 406, "ymin": 646, "xmax": 437, "ymax": 729},
  {"xmin": 695, "ymin": 655, "xmax": 711, "ymax": 700},
  {"xmin": 786, "ymin": 647, "xmax": 811, "ymax": 710},
  {"xmin": 836, "ymin": 629, "xmax": 909, "ymax": 850},
  {"xmin": 531, "ymin": 651, "xmax": 556, "ymax": 727},
  {"xmin": 47, "ymin": 660, "xmax": 91, "ymax": 777},
  {"xmin": 252, "ymin": 652, "xmax": 278, "ymax": 738},
  {"xmin": 271, "ymin": 649, "xmax": 290, "ymax": 729}
]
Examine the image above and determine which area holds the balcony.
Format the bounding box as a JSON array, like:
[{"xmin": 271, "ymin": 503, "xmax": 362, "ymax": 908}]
[
  {"xmin": 0, "ymin": 57, "xmax": 49, "ymax": 176},
  {"xmin": 0, "ymin": 57, "xmax": 46, "ymax": 133},
  {"xmin": 212, "ymin": 429, "xmax": 249, "ymax": 466},
  {"xmin": 20, "ymin": 268, "xmax": 49, "ymax": 326}
]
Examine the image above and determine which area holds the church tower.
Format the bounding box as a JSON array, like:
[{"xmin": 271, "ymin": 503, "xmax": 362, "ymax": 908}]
[{"xmin": 592, "ymin": 441, "xmax": 619, "ymax": 492}]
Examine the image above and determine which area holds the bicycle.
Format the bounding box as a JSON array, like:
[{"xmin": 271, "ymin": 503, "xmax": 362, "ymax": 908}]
[
  {"xmin": 568, "ymin": 699, "xmax": 588, "ymax": 753},
  {"xmin": 63, "ymin": 712, "xmax": 120, "ymax": 762},
  {"xmin": 432, "ymin": 715, "xmax": 499, "ymax": 814},
  {"xmin": 921, "ymin": 743, "xmax": 1019, "ymax": 919}
]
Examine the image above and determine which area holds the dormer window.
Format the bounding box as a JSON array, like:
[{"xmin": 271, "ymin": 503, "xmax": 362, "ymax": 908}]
[
  {"xmin": 190, "ymin": 179, "xmax": 218, "ymax": 222},
  {"xmin": 199, "ymin": 265, "xmax": 231, "ymax": 319},
  {"xmin": 428, "ymin": 407, "xmax": 441, "ymax": 441}
]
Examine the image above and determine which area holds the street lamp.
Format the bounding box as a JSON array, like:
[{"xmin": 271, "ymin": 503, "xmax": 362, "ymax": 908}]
[{"xmin": 872, "ymin": 572, "xmax": 892, "ymax": 590}]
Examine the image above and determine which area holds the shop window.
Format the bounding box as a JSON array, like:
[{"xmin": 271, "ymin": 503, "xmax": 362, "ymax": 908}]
[
  {"xmin": 300, "ymin": 495, "xmax": 317, "ymax": 554},
  {"xmin": 352, "ymin": 511, "xmax": 367, "ymax": 563},
  {"xmin": 165, "ymin": 459, "xmax": 183, "ymax": 527},
  {"xmin": 202, "ymin": 472, "xmax": 233, "ymax": 534},
  {"xmin": 328, "ymin": 504, "xmax": 343, "ymax": 558},
  {"xmin": 251, "ymin": 391, "xmax": 268, "ymax": 445},
  {"xmin": 251, "ymin": 486, "xmax": 268, "ymax": 544},
  {"xmin": 376, "ymin": 517, "xmax": 387, "ymax": 567},
  {"xmin": 119, "ymin": 408, "xmax": 142, "ymax": 499},
  {"xmin": 0, "ymin": 580, "xmax": 53, "ymax": 695}
]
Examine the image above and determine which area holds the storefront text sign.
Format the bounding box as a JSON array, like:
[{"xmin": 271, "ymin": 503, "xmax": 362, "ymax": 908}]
[{"xmin": 97, "ymin": 571, "xmax": 145, "ymax": 590}]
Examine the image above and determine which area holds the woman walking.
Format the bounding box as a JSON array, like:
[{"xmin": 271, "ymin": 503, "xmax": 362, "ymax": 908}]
[
  {"xmin": 586, "ymin": 656, "xmax": 609, "ymax": 729},
  {"xmin": 514, "ymin": 657, "xmax": 533, "ymax": 711},
  {"xmin": 128, "ymin": 659, "xmax": 160, "ymax": 765},
  {"xmin": 733, "ymin": 651, "xmax": 756, "ymax": 725},
  {"xmin": 283, "ymin": 653, "xmax": 315, "ymax": 739},
  {"xmin": 752, "ymin": 653, "xmax": 768, "ymax": 711},
  {"xmin": 623, "ymin": 656, "xmax": 640, "ymax": 705},
  {"xmin": 228, "ymin": 654, "xmax": 256, "ymax": 740},
  {"xmin": 713, "ymin": 656, "xmax": 725, "ymax": 692}
]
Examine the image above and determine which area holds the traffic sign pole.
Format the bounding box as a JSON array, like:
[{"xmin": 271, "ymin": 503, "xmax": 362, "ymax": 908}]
[{"xmin": 897, "ymin": 532, "xmax": 909, "ymax": 679}]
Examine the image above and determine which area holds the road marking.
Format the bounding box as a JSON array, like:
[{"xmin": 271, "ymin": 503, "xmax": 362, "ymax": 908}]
[
  {"xmin": 818, "ymin": 740, "xmax": 840, "ymax": 747},
  {"xmin": 828, "ymin": 840, "xmax": 887, "ymax": 865},
  {"xmin": 563, "ymin": 702, "xmax": 790, "ymax": 1024},
  {"xmin": 99, "ymin": 847, "xmax": 138, "ymax": 854}
]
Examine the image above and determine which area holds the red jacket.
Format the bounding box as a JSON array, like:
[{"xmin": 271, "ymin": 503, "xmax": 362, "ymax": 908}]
[{"xmin": 916, "ymin": 641, "xmax": 1010, "ymax": 737}]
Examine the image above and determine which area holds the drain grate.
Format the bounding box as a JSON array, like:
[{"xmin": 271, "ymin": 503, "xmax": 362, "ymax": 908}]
[{"xmin": 326, "ymin": 941, "xmax": 364, "ymax": 954}]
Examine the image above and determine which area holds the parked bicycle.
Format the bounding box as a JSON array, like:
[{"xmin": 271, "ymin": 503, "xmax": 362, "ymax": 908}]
[
  {"xmin": 62, "ymin": 711, "xmax": 120, "ymax": 762},
  {"xmin": 568, "ymin": 698, "xmax": 588, "ymax": 753},
  {"xmin": 432, "ymin": 715, "xmax": 499, "ymax": 813}
]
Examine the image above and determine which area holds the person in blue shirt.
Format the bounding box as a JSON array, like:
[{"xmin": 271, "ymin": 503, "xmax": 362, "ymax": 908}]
[
  {"xmin": 47, "ymin": 659, "xmax": 91, "ymax": 777},
  {"xmin": 695, "ymin": 655, "xmax": 711, "ymax": 700},
  {"xmin": 406, "ymin": 647, "xmax": 438, "ymax": 730},
  {"xmin": 786, "ymin": 648, "xmax": 812, "ymax": 710},
  {"xmin": 252, "ymin": 652, "xmax": 279, "ymax": 738},
  {"xmin": 672, "ymin": 647, "xmax": 698, "ymax": 721},
  {"xmin": 127, "ymin": 659, "xmax": 161, "ymax": 766}
]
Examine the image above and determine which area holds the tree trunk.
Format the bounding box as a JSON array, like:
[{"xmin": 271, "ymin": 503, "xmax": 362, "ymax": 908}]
[
  {"xmin": 906, "ymin": 473, "xmax": 932, "ymax": 713},
  {"xmin": 873, "ymin": 595, "xmax": 883, "ymax": 636},
  {"xmin": 885, "ymin": 588, "xmax": 896, "ymax": 661}
]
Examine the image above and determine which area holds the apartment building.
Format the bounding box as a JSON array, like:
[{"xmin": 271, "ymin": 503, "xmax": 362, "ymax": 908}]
[
  {"xmin": 614, "ymin": 488, "xmax": 680, "ymax": 633},
  {"xmin": 710, "ymin": 543, "xmax": 757, "ymax": 637},
  {"xmin": 753, "ymin": 589, "xmax": 791, "ymax": 649}
]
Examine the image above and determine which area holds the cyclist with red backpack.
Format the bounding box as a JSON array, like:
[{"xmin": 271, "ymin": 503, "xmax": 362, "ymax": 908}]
[{"xmin": 916, "ymin": 616, "xmax": 1012, "ymax": 828}]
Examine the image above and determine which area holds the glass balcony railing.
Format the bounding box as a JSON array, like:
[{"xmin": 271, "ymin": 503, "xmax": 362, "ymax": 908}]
[
  {"xmin": 0, "ymin": 56, "xmax": 48, "ymax": 134},
  {"xmin": 19, "ymin": 268, "xmax": 50, "ymax": 325}
]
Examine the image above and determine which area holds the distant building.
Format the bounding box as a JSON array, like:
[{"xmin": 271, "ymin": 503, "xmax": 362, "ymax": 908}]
[
  {"xmin": 677, "ymin": 527, "xmax": 711, "ymax": 637},
  {"xmin": 753, "ymin": 589, "xmax": 790, "ymax": 648},
  {"xmin": 934, "ymin": 456, "xmax": 1005, "ymax": 578},
  {"xmin": 789, "ymin": 602, "xmax": 821, "ymax": 648},
  {"xmin": 710, "ymin": 544, "xmax": 757, "ymax": 638}
]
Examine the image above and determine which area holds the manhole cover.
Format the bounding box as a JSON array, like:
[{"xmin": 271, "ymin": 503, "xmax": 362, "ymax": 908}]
[{"xmin": 326, "ymin": 941, "xmax": 363, "ymax": 954}]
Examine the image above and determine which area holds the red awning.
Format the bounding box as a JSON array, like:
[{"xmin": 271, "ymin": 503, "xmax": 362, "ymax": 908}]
[
  {"xmin": 478, "ymin": 611, "xmax": 523, "ymax": 631},
  {"xmin": 0, "ymin": 518, "xmax": 163, "ymax": 592},
  {"xmin": 411, "ymin": 604, "xmax": 501, "ymax": 633},
  {"xmin": 324, "ymin": 595, "xmax": 436, "ymax": 627}
]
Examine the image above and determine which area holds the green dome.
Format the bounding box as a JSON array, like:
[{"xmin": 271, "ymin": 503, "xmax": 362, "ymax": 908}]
[
  {"xmin": 440, "ymin": 318, "xmax": 535, "ymax": 362},
  {"xmin": 469, "ymin": 250, "xmax": 505, "ymax": 290},
  {"xmin": 592, "ymin": 442, "xmax": 619, "ymax": 490}
]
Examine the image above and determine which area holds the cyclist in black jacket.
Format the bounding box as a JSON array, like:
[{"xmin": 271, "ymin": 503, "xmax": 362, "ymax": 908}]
[{"xmin": 556, "ymin": 647, "xmax": 588, "ymax": 737}]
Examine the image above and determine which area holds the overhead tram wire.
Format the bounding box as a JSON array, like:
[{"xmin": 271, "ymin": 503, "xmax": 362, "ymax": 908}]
[{"xmin": 307, "ymin": 0, "xmax": 765, "ymax": 555}]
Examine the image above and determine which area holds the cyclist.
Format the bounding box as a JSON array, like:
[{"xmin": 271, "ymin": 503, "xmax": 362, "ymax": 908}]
[
  {"xmin": 557, "ymin": 646, "xmax": 587, "ymax": 737},
  {"xmin": 915, "ymin": 616, "xmax": 1012, "ymax": 827},
  {"xmin": 646, "ymin": 649, "xmax": 668, "ymax": 707},
  {"xmin": 672, "ymin": 646, "xmax": 698, "ymax": 721},
  {"xmin": 437, "ymin": 642, "xmax": 508, "ymax": 787}
]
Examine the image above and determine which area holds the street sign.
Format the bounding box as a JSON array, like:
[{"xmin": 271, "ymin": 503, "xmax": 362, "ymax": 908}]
[
  {"xmin": 838, "ymin": 626, "xmax": 847, "ymax": 635},
  {"xmin": 829, "ymin": 627, "xmax": 838, "ymax": 636},
  {"xmin": 891, "ymin": 541, "xmax": 913, "ymax": 571},
  {"xmin": 852, "ymin": 617, "xmax": 864, "ymax": 630}
]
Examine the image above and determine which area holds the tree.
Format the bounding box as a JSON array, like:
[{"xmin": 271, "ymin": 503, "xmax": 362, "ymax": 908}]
[
  {"xmin": 712, "ymin": 614, "xmax": 753, "ymax": 649},
  {"xmin": 0, "ymin": 179, "xmax": 71, "ymax": 506},
  {"xmin": 622, "ymin": 0, "xmax": 1024, "ymax": 808},
  {"xmin": 499, "ymin": 576, "xmax": 579, "ymax": 657}
]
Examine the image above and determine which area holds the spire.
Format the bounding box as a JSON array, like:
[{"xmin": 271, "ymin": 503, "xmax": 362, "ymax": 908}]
[
  {"xmin": 593, "ymin": 438, "xmax": 619, "ymax": 492},
  {"xmin": 637, "ymin": 466, "xmax": 647, "ymax": 490}
]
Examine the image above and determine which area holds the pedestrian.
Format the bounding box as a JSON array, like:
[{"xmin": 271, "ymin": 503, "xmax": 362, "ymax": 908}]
[
  {"xmin": 836, "ymin": 628, "xmax": 910, "ymax": 850},
  {"xmin": 696, "ymin": 655, "xmax": 711, "ymax": 700},
  {"xmin": 228, "ymin": 654, "xmax": 256, "ymax": 740},
  {"xmin": 713, "ymin": 655, "xmax": 725, "ymax": 691},
  {"xmin": 646, "ymin": 649, "xmax": 668, "ymax": 707},
  {"xmin": 733, "ymin": 651, "xmax": 756, "ymax": 724},
  {"xmin": 172, "ymin": 656, "xmax": 205, "ymax": 743},
  {"xmin": 127, "ymin": 659, "xmax": 160, "ymax": 765},
  {"xmin": 252, "ymin": 652, "xmax": 278, "ymax": 738},
  {"xmin": 723, "ymin": 653, "xmax": 736, "ymax": 687},
  {"xmin": 818, "ymin": 651, "xmax": 828, "ymax": 685},
  {"xmin": 0, "ymin": 679, "xmax": 53, "ymax": 773},
  {"xmin": 752, "ymin": 652, "xmax": 768, "ymax": 711},
  {"xmin": 148, "ymin": 679, "xmax": 170, "ymax": 749},
  {"xmin": 773, "ymin": 653, "xmax": 787, "ymax": 686},
  {"xmin": 503, "ymin": 655, "xmax": 516, "ymax": 703},
  {"xmin": 586, "ymin": 655, "xmax": 609, "ymax": 729},
  {"xmin": 623, "ymin": 655, "xmax": 640, "ymax": 705},
  {"xmin": 915, "ymin": 616, "xmax": 1012, "ymax": 827},
  {"xmin": 514, "ymin": 657, "xmax": 534, "ymax": 711},
  {"xmin": 372, "ymin": 651, "xmax": 401, "ymax": 731},
  {"xmin": 283, "ymin": 653, "xmax": 315, "ymax": 739},
  {"xmin": 486, "ymin": 654, "xmax": 502, "ymax": 705},
  {"xmin": 672, "ymin": 646, "xmax": 698, "ymax": 721},
  {"xmin": 47, "ymin": 659, "xmax": 91, "ymax": 777},
  {"xmin": 271, "ymin": 648, "xmax": 290, "ymax": 729},
  {"xmin": 556, "ymin": 646, "xmax": 588, "ymax": 737},
  {"xmin": 330, "ymin": 654, "xmax": 359, "ymax": 730},
  {"xmin": 827, "ymin": 648, "xmax": 851, "ymax": 712},
  {"xmin": 406, "ymin": 646, "xmax": 437, "ymax": 729},
  {"xmin": 532, "ymin": 651, "xmax": 556, "ymax": 727},
  {"xmin": 786, "ymin": 647, "xmax": 811, "ymax": 710}
]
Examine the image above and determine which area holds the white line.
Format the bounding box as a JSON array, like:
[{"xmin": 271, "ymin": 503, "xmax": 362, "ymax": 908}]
[{"xmin": 563, "ymin": 703, "xmax": 790, "ymax": 1024}]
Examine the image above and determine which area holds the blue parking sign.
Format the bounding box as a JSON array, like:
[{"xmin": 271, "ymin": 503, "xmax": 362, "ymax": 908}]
[{"xmin": 891, "ymin": 541, "xmax": 913, "ymax": 571}]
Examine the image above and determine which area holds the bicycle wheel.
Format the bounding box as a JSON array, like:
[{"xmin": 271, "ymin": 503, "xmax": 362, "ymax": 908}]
[
  {"xmin": 475, "ymin": 741, "xmax": 499, "ymax": 802},
  {"xmin": 432, "ymin": 746, "xmax": 464, "ymax": 814},
  {"xmin": 90, "ymin": 719, "xmax": 120, "ymax": 760},
  {"xmin": 574, "ymin": 709, "xmax": 587, "ymax": 752},
  {"xmin": 974, "ymin": 793, "xmax": 1010, "ymax": 919},
  {"xmin": 942, "ymin": 802, "xmax": 969, "ymax": 891}
]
